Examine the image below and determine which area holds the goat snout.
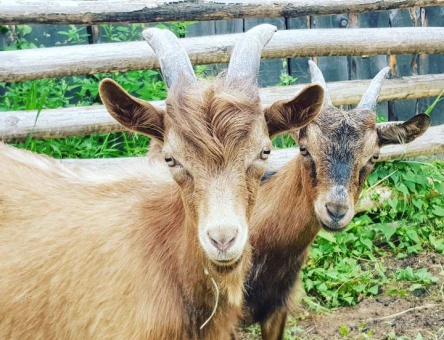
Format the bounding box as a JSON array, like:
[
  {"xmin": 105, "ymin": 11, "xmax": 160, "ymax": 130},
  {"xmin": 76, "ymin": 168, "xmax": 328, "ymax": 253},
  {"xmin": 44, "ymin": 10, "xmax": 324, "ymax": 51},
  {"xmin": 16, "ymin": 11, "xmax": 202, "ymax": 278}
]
[
  {"xmin": 325, "ymin": 201, "xmax": 349, "ymax": 220},
  {"xmin": 207, "ymin": 228, "xmax": 238, "ymax": 253}
]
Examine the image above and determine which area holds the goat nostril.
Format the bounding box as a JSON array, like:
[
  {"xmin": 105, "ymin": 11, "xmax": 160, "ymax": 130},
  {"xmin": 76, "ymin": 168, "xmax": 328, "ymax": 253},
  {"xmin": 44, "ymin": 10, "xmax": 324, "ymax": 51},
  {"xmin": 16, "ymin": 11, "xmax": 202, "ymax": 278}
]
[
  {"xmin": 207, "ymin": 230, "xmax": 238, "ymax": 252},
  {"xmin": 325, "ymin": 202, "xmax": 349, "ymax": 220}
]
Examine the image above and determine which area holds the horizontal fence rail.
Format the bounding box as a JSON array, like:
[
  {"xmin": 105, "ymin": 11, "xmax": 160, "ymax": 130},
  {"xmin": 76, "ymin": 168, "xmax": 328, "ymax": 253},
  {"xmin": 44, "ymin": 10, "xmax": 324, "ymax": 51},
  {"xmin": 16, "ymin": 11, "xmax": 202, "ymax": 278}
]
[
  {"xmin": 1, "ymin": 74, "xmax": 443, "ymax": 142},
  {"xmin": 56, "ymin": 124, "xmax": 444, "ymax": 174},
  {"xmin": 2, "ymin": 27, "xmax": 444, "ymax": 82},
  {"xmin": 1, "ymin": 0, "xmax": 443, "ymax": 25}
]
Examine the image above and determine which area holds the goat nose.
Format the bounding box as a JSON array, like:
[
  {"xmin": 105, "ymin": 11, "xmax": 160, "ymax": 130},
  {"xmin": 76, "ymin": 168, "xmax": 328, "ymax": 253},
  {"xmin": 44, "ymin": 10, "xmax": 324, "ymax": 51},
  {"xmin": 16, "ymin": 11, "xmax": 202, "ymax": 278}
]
[
  {"xmin": 207, "ymin": 228, "xmax": 238, "ymax": 252},
  {"xmin": 326, "ymin": 202, "xmax": 349, "ymax": 220}
]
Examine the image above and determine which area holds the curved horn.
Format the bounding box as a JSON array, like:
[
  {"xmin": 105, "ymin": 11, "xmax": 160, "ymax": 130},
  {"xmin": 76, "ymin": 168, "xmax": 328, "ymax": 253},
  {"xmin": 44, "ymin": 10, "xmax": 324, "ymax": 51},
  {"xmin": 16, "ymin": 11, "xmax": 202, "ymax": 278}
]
[
  {"xmin": 357, "ymin": 66, "xmax": 390, "ymax": 111},
  {"xmin": 143, "ymin": 28, "xmax": 196, "ymax": 88},
  {"xmin": 308, "ymin": 60, "xmax": 332, "ymax": 106},
  {"xmin": 225, "ymin": 24, "xmax": 277, "ymax": 87}
]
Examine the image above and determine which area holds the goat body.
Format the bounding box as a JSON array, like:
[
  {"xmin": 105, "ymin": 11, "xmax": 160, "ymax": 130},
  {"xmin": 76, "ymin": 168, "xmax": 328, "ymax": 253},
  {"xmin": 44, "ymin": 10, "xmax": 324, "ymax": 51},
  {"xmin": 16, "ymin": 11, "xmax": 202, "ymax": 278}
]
[
  {"xmin": 242, "ymin": 62, "xmax": 430, "ymax": 339},
  {"xmin": 244, "ymin": 154, "xmax": 319, "ymax": 339},
  {"xmin": 0, "ymin": 143, "xmax": 247, "ymax": 339}
]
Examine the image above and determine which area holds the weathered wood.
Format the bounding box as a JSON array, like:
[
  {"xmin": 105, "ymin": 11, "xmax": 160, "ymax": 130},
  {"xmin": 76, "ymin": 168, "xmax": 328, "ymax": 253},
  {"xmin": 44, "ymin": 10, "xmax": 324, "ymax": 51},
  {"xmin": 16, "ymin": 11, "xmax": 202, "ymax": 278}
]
[
  {"xmin": 1, "ymin": 0, "xmax": 443, "ymax": 25},
  {"xmin": 55, "ymin": 124, "xmax": 444, "ymax": 175},
  {"xmin": 1, "ymin": 74, "xmax": 443, "ymax": 142},
  {"xmin": 356, "ymin": 186, "xmax": 394, "ymax": 213},
  {"xmin": 420, "ymin": 6, "xmax": 444, "ymax": 125},
  {"xmin": 2, "ymin": 27, "xmax": 444, "ymax": 82}
]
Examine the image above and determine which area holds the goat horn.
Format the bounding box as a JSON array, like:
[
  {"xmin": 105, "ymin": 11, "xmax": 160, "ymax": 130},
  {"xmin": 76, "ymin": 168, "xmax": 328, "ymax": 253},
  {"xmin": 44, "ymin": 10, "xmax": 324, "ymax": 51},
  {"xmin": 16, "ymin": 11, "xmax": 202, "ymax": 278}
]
[
  {"xmin": 225, "ymin": 24, "xmax": 277, "ymax": 87},
  {"xmin": 308, "ymin": 60, "xmax": 333, "ymax": 106},
  {"xmin": 357, "ymin": 66, "xmax": 390, "ymax": 111},
  {"xmin": 143, "ymin": 28, "xmax": 196, "ymax": 88}
]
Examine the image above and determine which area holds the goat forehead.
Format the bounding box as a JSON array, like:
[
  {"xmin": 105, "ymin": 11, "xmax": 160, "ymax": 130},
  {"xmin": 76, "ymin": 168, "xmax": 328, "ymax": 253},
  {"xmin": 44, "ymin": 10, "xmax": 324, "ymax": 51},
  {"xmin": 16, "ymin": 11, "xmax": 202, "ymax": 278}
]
[
  {"xmin": 165, "ymin": 81, "xmax": 268, "ymax": 164},
  {"xmin": 308, "ymin": 109, "xmax": 376, "ymax": 153},
  {"xmin": 164, "ymin": 129, "xmax": 261, "ymax": 172}
]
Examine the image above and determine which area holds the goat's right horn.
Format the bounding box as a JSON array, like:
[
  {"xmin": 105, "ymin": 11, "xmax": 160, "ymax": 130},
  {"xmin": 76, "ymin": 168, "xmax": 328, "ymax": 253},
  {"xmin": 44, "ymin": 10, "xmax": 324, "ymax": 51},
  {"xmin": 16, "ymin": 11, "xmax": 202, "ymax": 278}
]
[
  {"xmin": 308, "ymin": 60, "xmax": 333, "ymax": 106},
  {"xmin": 143, "ymin": 28, "xmax": 197, "ymax": 88},
  {"xmin": 357, "ymin": 67, "xmax": 390, "ymax": 111},
  {"xmin": 225, "ymin": 24, "xmax": 277, "ymax": 87}
]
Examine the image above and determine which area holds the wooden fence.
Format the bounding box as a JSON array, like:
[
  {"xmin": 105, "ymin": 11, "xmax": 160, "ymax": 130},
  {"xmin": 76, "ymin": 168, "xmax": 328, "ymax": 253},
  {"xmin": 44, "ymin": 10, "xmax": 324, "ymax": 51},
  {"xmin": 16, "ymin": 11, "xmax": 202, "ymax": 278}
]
[{"xmin": 0, "ymin": 0, "xmax": 443, "ymax": 163}]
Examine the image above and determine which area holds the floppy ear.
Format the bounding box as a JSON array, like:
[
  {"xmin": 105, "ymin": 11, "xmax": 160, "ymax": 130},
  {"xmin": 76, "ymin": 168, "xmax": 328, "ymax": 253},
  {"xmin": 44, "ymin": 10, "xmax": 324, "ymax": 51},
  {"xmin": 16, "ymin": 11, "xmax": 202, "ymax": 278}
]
[
  {"xmin": 99, "ymin": 78, "xmax": 165, "ymax": 141},
  {"xmin": 377, "ymin": 113, "xmax": 431, "ymax": 146},
  {"xmin": 264, "ymin": 84, "xmax": 324, "ymax": 138}
]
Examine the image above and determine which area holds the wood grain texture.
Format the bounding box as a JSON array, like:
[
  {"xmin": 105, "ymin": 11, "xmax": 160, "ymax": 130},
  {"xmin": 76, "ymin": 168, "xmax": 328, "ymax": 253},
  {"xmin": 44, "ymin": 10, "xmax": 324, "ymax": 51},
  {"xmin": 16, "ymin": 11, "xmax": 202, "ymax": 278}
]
[
  {"xmin": 1, "ymin": 74, "xmax": 443, "ymax": 142},
  {"xmin": 2, "ymin": 27, "xmax": 444, "ymax": 82},
  {"xmin": 1, "ymin": 0, "xmax": 443, "ymax": 25}
]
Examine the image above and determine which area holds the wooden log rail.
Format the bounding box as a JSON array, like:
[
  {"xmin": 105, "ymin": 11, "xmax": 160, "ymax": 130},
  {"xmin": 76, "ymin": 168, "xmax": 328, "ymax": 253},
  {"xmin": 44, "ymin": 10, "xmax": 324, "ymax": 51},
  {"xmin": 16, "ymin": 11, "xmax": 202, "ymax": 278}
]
[
  {"xmin": 56, "ymin": 124, "xmax": 444, "ymax": 174},
  {"xmin": 1, "ymin": 74, "xmax": 443, "ymax": 142},
  {"xmin": 2, "ymin": 27, "xmax": 444, "ymax": 82},
  {"xmin": 1, "ymin": 0, "xmax": 443, "ymax": 25}
]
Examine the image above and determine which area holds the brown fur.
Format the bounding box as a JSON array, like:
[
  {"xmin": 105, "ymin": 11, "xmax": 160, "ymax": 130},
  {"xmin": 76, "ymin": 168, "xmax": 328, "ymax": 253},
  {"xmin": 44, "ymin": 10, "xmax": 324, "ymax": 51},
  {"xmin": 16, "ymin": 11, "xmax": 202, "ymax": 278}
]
[
  {"xmin": 243, "ymin": 107, "xmax": 430, "ymax": 339},
  {"xmin": 166, "ymin": 77, "xmax": 261, "ymax": 161},
  {"xmin": 0, "ymin": 143, "xmax": 251, "ymax": 339},
  {"xmin": 0, "ymin": 78, "xmax": 264, "ymax": 339},
  {"xmin": 0, "ymin": 78, "xmax": 324, "ymax": 339}
]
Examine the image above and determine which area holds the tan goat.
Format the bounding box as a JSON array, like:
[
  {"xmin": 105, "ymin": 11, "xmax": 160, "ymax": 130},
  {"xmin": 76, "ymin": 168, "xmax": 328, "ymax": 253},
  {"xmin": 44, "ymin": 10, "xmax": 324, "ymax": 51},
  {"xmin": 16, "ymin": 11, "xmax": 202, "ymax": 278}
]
[
  {"xmin": 242, "ymin": 61, "xmax": 431, "ymax": 339},
  {"xmin": 0, "ymin": 26, "xmax": 324, "ymax": 339}
]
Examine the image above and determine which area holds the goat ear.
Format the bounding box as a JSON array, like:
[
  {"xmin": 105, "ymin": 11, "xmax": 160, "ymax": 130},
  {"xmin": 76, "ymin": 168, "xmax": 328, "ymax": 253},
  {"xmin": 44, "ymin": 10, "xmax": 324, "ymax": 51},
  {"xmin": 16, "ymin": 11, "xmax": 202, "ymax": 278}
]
[
  {"xmin": 99, "ymin": 78, "xmax": 165, "ymax": 141},
  {"xmin": 377, "ymin": 113, "xmax": 430, "ymax": 146},
  {"xmin": 264, "ymin": 84, "xmax": 324, "ymax": 138}
]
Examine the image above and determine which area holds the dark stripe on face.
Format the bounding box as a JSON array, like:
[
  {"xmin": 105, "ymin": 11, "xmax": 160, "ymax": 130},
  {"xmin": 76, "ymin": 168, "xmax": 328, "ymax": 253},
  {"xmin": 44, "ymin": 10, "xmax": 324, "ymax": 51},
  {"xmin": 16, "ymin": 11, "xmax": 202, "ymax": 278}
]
[
  {"xmin": 329, "ymin": 158, "xmax": 352, "ymax": 186},
  {"xmin": 327, "ymin": 122, "xmax": 358, "ymax": 186},
  {"xmin": 309, "ymin": 157, "xmax": 318, "ymax": 187},
  {"xmin": 298, "ymin": 127, "xmax": 307, "ymax": 140}
]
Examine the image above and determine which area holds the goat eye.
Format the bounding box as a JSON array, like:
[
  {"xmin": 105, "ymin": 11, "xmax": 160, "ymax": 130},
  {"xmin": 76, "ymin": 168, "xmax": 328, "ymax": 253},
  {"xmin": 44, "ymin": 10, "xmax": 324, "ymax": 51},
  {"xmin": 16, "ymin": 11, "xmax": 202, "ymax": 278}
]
[
  {"xmin": 165, "ymin": 156, "xmax": 176, "ymax": 167},
  {"xmin": 300, "ymin": 146, "xmax": 309, "ymax": 156},
  {"xmin": 370, "ymin": 153, "xmax": 380, "ymax": 163},
  {"xmin": 260, "ymin": 147, "xmax": 271, "ymax": 160}
]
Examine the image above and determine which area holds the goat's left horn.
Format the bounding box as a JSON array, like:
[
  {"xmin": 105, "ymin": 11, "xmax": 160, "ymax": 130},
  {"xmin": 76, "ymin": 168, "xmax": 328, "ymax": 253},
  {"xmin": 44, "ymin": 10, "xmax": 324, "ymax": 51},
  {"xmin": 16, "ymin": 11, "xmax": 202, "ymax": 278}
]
[
  {"xmin": 225, "ymin": 24, "xmax": 277, "ymax": 87},
  {"xmin": 143, "ymin": 28, "xmax": 197, "ymax": 88},
  {"xmin": 357, "ymin": 67, "xmax": 390, "ymax": 111},
  {"xmin": 308, "ymin": 60, "xmax": 333, "ymax": 106}
]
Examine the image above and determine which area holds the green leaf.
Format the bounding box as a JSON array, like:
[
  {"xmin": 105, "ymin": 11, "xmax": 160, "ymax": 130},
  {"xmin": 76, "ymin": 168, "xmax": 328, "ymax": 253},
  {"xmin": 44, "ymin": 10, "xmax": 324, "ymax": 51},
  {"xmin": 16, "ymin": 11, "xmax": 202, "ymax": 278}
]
[
  {"xmin": 360, "ymin": 237, "xmax": 373, "ymax": 250},
  {"xmin": 375, "ymin": 224, "xmax": 396, "ymax": 241},
  {"xmin": 368, "ymin": 285, "xmax": 379, "ymax": 295},
  {"xmin": 436, "ymin": 182, "xmax": 444, "ymax": 195},
  {"xmin": 415, "ymin": 333, "xmax": 424, "ymax": 340},
  {"xmin": 424, "ymin": 90, "xmax": 444, "ymax": 115},
  {"xmin": 409, "ymin": 283, "xmax": 424, "ymax": 291},
  {"xmin": 397, "ymin": 183, "xmax": 410, "ymax": 195},
  {"xmin": 339, "ymin": 324, "xmax": 349, "ymax": 336},
  {"xmin": 396, "ymin": 252, "xmax": 407, "ymax": 259},
  {"xmin": 388, "ymin": 198, "xmax": 398, "ymax": 211},
  {"xmin": 406, "ymin": 229, "xmax": 420, "ymax": 243},
  {"xmin": 412, "ymin": 198, "xmax": 423, "ymax": 210},
  {"xmin": 305, "ymin": 279, "xmax": 314, "ymax": 292},
  {"xmin": 317, "ymin": 230, "xmax": 337, "ymax": 243},
  {"xmin": 318, "ymin": 283, "xmax": 328, "ymax": 292},
  {"xmin": 21, "ymin": 25, "xmax": 32, "ymax": 35},
  {"xmin": 432, "ymin": 205, "xmax": 444, "ymax": 217}
]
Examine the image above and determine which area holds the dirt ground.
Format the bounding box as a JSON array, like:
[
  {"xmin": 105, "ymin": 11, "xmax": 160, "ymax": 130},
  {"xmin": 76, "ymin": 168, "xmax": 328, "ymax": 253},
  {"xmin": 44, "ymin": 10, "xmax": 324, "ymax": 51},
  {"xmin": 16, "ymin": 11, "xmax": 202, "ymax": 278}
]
[{"xmin": 240, "ymin": 252, "xmax": 444, "ymax": 339}]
